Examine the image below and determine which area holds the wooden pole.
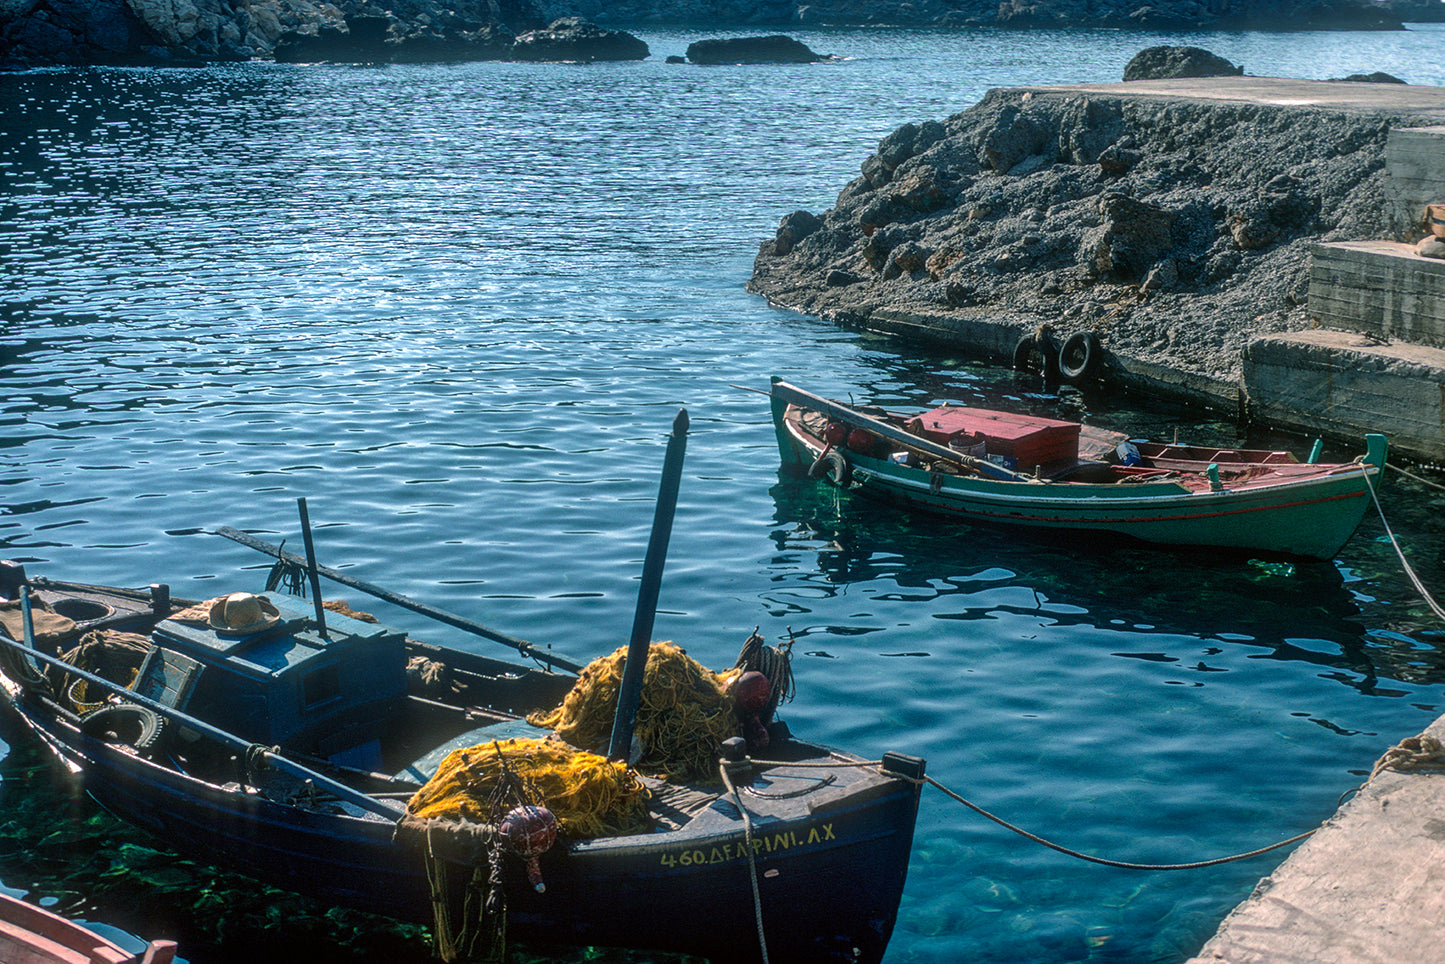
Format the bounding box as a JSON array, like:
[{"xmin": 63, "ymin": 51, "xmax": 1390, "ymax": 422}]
[
  {"xmin": 608, "ymin": 408, "xmax": 689, "ymax": 762},
  {"xmin": 296, "ymin": 498, "xmax": 329, "ymax": 639}
]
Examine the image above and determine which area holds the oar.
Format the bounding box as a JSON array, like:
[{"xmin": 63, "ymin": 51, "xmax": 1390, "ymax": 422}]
[
  {"xmin": 213, "ymin": 526, "xmax": 586, "ymax": 675},
  {"xmin": 765, "ymin": 377, "xmax": 1045, "ymax": 484},
  {"xmin": 608, "ymin": 408, "xmax": 689, "ymax": 762},
  {"xmin": 5, "ymin": 588, "xmax": 400, "ymax": 820}
]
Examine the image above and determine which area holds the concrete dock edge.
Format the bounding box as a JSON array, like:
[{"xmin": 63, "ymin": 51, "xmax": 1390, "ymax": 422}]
[{"xmin": 1184, "ymin": 715, "xmax": 1445, "ymax": 964}]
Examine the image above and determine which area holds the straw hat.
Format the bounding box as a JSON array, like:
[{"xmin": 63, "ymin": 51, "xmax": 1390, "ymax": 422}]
[{"xmin": 208, "ymin": 592, "xmax": 281, "ymax": 635}]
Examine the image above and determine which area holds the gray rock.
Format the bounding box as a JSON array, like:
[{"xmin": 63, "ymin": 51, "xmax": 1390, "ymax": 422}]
[
  {"xmin": 1123, "ymin": 46, "xmax": 1243, "ymax": 81},
  {"xmin": 685, "ymin": 35, "xmax": 821, "ymax": 64},
  {"xmin": 512, "ymin": 16, "xmax": 648, "ymax": 61}
]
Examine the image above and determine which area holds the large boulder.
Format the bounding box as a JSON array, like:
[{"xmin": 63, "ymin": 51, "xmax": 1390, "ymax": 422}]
[
  {"xmin": 1123, "ymin": 46, "xmax": 1244, "ymax": 81},
  {"xmin": 511, "ymin": 16, "xmax": 648, "ymax": 61},
  {"xmin": 685, "ymin": 35, "xmax": 821, "ymax": 64}
]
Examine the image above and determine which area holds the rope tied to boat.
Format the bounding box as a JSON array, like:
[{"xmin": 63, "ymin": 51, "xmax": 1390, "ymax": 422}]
[
  {"xmin": 719, "ymin": 757, "xmax": 770, "ymax": 964},
  {"xmin": 731, "ymin": 753, "xmax": 1315, "ymax": 873},
  {"xmin": 1360, "ymin": 462, "xmax": 1445, "ymax": 623}
]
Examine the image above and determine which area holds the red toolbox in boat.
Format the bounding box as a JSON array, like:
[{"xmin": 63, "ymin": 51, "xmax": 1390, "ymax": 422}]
[{"xmin": 905, "ymin": 405, "xmax": 1080, "ymax": 471}]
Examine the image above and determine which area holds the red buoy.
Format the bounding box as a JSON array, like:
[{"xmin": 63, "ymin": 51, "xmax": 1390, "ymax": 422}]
[
  {"xmin": 846, "ymin": 428, "xmax": 875, "ymax": 454},
  {"xmin": 732, "ymin": 671, "xmax": 772, "ymax": 714}
]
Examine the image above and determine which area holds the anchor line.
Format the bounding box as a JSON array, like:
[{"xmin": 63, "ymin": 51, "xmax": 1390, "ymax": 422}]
[{"xmin": 1362, "ymin": 464, "xmax": 1445, "ymax": 622}]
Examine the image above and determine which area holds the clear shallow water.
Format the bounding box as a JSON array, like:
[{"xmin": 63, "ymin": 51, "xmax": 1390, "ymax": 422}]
[{"xmin": 3, "ymin": 24, "xmax": 1445, "ymax": 964}]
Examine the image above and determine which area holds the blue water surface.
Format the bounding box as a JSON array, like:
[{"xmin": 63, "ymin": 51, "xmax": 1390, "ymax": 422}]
[{"xmin": 3, "ymin": 23, "xmax": 1445, "ymax": 964}]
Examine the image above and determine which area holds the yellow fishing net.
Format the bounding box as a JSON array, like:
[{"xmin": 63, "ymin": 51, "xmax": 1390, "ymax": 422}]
[
  {"xmin": 528, "ymin": 641, "xmax": 741, "ymax": 782},
  {"xmin": 407, "ymin": 737, "xmax": 650, "ymax": 839}
]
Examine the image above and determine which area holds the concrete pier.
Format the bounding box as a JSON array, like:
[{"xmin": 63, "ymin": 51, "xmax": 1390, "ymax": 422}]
[{"xmin": 1184, "ymin": 715, "xmax": 1445, "ymax": 964}]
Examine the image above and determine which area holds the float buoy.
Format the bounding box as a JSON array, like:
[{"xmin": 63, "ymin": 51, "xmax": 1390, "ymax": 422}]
[{"xmin": 499, "ymin": 803, "xmax": 559, "ymax": 893}]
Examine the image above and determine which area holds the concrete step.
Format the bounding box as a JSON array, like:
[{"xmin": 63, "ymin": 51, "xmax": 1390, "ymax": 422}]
[
  {"xmin": 1308, "ymin": 240, "xmax": 1445, "ymax": 348},
  {"xmin": 1242, "ymin": 328, "xmax": 1445, "ymax": 463}
]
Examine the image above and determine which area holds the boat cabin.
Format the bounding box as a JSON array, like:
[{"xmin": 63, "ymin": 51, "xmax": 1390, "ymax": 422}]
[{"xmin": 134, "ymin": 594, "xmax": 406, "ymax": 770}]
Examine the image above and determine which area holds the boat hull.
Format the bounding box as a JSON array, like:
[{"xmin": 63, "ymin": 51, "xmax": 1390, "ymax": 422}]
[
  {"xmin": 0, "ymin": 574, "xmax": 922, "ymax": 964},
  {"xmin": 10, "ymin": 700, "xmax": 919, "ymax": 963},
  {"xmin": 772, "ymin": 392, "xmax": 1384, "ymax": 560}
]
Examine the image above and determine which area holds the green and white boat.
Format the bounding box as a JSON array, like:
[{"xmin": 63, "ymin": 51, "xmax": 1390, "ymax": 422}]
[{"xmin": 769, "ymin": 378, "xmax": 1387, "ymax": 560}]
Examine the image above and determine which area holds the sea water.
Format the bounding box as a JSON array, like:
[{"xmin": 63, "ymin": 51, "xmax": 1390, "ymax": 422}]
[{"xmin": 3, "ymin": 24, "xmax": 1445, "ymax": 964}]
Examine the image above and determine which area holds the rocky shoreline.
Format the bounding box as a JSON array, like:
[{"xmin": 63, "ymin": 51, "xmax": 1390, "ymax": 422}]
[
  {"xmin": 5, "ymin": 0, "xmax": 1445, "ymax": 69},
  {"xmin": 746, "ymin": 55, "xmax": 1445, "ymax": 396}
]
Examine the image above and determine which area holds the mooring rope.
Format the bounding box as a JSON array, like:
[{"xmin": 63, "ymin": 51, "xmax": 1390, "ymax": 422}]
[
  {"xmin": 1388, "ymin": 461, "xmax": 1445, "ymax": 493},
  {"xmin": 1361, "ymin": 463, "xmax": 1445, "ymax": 622},
  {"xmin": 720, "ymin": 760, "xmax": 770, "ymax": 964},
  {"xmin": 920, "ymin": 773, "xmax": 1316, "ymax": 870},
  {"xmin": 739, "ymin": 756, "xmax": 1314, "ymax": 871}
]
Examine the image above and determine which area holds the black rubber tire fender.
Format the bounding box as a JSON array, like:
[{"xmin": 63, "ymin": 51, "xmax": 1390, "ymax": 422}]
[
  {"xmin": 81, "ymin": 704, "xmax": 168, "ymax": 756},
  {"xmin": 807, "ymin": 449, "xmax": 852, "ymax": 487},
  {"xmin": 1058, "ymin": 330, "xmax": 1101, "ymax": 383},
  {"xmin": 1011, "ymin": 334, "xmax": 1036, "ymax": 372}
]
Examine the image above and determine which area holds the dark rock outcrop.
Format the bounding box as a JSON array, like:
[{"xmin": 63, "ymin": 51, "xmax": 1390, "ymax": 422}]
[
  {"xmin": 747, "ymin": 69, "xmax": 1436, "ymax": 384},
  {"xmin": 1331, "ymin": 72, "xmax": 1409, "ymax": 84},
  {"xmin": 992, "ymin": 0, "xmax": 1403, "ymax": 29},
  {"xmin": 274, "ymin": 13, "xmax": 645, "ymax": 64},
  {"xmin": 0, "ymin": 0, "xmax": 640, "ymax": 67},
  {"xmin": 685, "ymin": 35, "xmax": 820, "ymax": 63},
  {"xmin": 4, "ymin": 0, "xmax": 1418, "ymax": 66},
  {"xmin": 511, "ymin": 15, "xmax": 648, "ymax": 60},
  {"xmin": 1123, "ymin": 46, "xmax": 1244, "ymax": 81}
]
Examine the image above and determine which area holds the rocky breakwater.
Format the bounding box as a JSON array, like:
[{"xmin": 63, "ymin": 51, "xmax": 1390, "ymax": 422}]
[{"xmin": 748, "ymin": 58, "xmax": 1445, "ymax": 410}]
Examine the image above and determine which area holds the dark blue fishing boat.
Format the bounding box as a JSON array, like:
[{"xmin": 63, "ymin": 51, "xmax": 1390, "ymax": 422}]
[{"xmin": 0, "ymin": 548, "xmax": 924, "ymax": 964}]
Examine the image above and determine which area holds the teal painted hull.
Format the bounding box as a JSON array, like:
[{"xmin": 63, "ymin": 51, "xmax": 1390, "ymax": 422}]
[{"xmin": 770, "ymin": 385, "xmax": 1386, "ymax": 560}]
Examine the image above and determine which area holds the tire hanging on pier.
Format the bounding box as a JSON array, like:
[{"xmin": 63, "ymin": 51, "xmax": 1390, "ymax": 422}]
[{"xmin": 1058, "ymin": 331, "xmax": 1101, "ymax": 384}]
